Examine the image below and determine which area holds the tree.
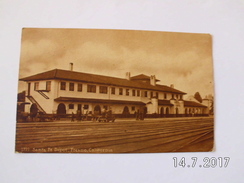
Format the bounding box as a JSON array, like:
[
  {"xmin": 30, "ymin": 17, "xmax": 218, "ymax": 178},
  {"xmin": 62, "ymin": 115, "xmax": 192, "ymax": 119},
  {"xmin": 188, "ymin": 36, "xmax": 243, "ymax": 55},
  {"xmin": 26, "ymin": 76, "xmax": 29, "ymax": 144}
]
[
  {"xmin": 209, "ymin": 97, "xmax": 214, "ymax": 115},
  {"xmin": 194, "ymin": 92, "xmax": 202, "ymax": 103}
]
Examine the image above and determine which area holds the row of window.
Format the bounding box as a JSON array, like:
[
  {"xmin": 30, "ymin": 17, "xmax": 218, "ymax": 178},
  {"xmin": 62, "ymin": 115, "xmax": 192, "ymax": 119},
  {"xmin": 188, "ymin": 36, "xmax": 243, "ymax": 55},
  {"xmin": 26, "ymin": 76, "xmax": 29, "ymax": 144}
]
[
  {"xmin": 67, "ymin": 103, "xmax": 136, "ymax": 111},
  {"xmin": 60, "ymin": 82, "xmax": 161, "ymax": 98},
  {"xmin": 33, "ymin": 81, "xmax": 182, "ymax": 100},
  {"xmin": 34, "ymin": 81, "xmax": 51, "ymax": 91},
  {"xmin": 60, "ymin": 82, "xmax": 83, "ymax": 92},
  {"xmin": 68, "ymin": 104, "xmax": 89, "ymax": 110},
  {"xmin": 172, "ymin": 94, "xmax": 183, "ymax": 100}
]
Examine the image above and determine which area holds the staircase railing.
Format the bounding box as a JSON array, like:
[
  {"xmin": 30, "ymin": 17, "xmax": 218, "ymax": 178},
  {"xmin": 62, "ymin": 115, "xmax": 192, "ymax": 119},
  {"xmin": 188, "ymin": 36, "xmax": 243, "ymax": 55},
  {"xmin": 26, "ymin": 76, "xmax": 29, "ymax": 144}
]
[
  {"xmin": 27, "ymin": 96, "xmax": 46, "ymax": 114},
  {"xmin": 37, "ymin": 91, "xmax": 49, "ymax": 99}
]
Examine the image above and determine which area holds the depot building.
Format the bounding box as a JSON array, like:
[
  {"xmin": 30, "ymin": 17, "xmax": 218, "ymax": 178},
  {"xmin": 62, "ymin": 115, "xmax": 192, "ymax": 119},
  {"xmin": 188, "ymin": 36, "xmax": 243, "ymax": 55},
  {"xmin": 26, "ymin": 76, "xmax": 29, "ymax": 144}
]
[{"xmin": 19, "ymin": 66, "xmax": 210, "ymax": 118}]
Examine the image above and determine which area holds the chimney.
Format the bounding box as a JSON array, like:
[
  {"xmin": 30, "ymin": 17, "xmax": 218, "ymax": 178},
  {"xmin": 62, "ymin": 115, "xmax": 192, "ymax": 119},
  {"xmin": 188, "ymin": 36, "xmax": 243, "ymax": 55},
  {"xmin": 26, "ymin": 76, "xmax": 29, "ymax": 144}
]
[
  {"xmin": 126, "ymin": 72, "xmax": 131, "ymax": 80},
  {"xmin": 150, "ymin": 75, "xmax": 156, "ymax": 86},
  {"xmin": 170, "ymin": 84, "xmax": 174, "ymax": 88},
  {"xmin": 70, "ymin": 63, "xmax": 73, "ymax": 71}
]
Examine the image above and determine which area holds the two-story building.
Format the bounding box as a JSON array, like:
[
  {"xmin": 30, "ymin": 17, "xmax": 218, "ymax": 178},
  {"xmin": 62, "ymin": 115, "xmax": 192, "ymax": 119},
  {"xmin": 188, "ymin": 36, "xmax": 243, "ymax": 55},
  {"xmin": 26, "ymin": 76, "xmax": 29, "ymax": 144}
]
[{"xmin": 19, "ymin": 67, "xmax": 209, "ymax": 118}]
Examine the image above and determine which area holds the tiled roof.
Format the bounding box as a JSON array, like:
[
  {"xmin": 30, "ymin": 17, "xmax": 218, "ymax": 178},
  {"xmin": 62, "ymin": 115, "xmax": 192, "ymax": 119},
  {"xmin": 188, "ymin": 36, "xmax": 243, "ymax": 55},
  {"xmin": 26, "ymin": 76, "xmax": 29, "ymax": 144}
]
[
  {"xmin": 20, "ymin": 69, "xmax": 186, "ymax": 94},
  {"xmin": 184, "ymin": 101, "xmax": 207, "ymax": 108},
  {"xmin": 131, "ymin": 74, "xmax": 160, "ymax": 81},
  {"xmin": 54, "ymin": 97, "xmax": 145, "ymax": 105},
  {"xmin": 158, "ymin": 100, "xmax": 173, "ymax": 106}
]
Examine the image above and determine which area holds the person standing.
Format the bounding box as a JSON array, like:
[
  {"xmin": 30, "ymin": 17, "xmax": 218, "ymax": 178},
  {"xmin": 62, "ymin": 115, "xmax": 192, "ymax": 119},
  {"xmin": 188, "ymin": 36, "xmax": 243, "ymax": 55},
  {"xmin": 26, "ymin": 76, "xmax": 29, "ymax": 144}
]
[
  {"xmin": 135, "ymin": 109, "xmax": 140, "ymax": 120},
  {"xmin": 71, "ymin": 112, "xmax": 75, "ymax": 122}
]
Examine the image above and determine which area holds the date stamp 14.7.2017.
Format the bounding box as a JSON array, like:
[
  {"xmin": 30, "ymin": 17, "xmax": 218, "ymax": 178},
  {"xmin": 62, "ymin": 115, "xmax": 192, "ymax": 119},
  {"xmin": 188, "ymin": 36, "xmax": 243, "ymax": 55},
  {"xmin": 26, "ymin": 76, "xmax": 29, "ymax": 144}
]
[{"xmin": 173, "ymin": 157, "xmax": 230, "ymax": 168}]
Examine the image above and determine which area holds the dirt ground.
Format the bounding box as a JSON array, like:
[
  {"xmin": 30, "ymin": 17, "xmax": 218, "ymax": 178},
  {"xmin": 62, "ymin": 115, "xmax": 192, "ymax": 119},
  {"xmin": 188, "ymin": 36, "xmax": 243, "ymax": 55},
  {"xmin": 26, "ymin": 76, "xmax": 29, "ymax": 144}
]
[{"xmin": 15, "ymin": 117, "xmax": 214, "ymax": 153}]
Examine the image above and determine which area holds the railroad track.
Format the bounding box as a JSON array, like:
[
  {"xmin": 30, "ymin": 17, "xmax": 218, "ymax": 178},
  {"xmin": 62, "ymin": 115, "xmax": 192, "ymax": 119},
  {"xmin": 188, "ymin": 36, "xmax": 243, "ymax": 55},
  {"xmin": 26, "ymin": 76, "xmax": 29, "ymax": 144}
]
[{"xmin": 15, "ymin": 117, "xmax": 214, "ymax": 153}]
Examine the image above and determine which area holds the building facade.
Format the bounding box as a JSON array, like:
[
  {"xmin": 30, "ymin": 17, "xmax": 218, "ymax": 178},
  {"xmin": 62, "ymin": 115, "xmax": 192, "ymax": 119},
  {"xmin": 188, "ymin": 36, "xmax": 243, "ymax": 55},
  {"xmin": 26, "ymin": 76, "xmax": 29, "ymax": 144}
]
[{"xmin": 19, "ymin": 68, "xmax": 210, "ymax": 118}]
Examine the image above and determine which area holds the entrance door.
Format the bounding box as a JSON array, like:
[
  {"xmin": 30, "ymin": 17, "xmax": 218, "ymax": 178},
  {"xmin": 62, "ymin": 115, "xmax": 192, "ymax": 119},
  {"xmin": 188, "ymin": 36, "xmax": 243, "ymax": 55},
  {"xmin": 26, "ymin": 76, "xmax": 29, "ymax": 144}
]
[
  {"xmin": 122, "ymin": 106, "xmax": 130, "ymax": 118},
  {"xmin": 78, "ymin": 104, "xmax": 82, "ymax": 111},
  {"xmin": 143, "ymin": 107, "xmax": 147, "ymax": 115},
  {"xmin": 185, "ymin": 108, "xmax": 188, "ymax": 117},
  {"xmin": 94, "ymin": 105, "xmax": 101, "ymax": 115},
  {"xmin": 57, "ymin": 103, "xmax": 66, "ymax": 114},
  {"xmin": 160, "ymin": 107, "xmax": 164, "ymax": 117},
  {"xmin": 165, "ymin": 107, "xmax": 169, "ymax": 117},
  {"xmin": 175, "ymin": 108, "xmax": 179, "ymax": 117},
  {"xmin": 30, "ymin": 103, "xmax": 38, "ymax": 117}
]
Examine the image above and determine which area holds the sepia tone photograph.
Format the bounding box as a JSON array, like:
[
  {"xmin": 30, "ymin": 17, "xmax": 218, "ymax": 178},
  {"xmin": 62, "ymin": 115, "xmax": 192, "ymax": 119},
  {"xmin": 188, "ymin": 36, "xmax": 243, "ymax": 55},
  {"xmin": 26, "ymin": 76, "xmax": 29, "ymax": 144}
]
[{"xmin": 16, "ymin": 28, "xmax": 214, "ymax": 153}]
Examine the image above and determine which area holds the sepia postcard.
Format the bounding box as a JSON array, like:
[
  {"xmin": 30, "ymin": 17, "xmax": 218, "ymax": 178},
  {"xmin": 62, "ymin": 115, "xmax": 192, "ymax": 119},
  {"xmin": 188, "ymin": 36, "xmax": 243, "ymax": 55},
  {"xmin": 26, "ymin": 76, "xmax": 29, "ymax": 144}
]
[{"xmin": 16, "ymin": 28, "xmax": 214, "ymax": 153}]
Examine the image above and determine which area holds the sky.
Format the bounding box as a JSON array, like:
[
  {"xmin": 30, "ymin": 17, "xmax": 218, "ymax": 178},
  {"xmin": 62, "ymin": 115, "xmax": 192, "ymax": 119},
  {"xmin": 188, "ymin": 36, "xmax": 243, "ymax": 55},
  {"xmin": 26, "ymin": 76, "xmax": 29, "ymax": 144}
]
[{"xmin": 18, "ymin": 28, "xmax": 214, "ymax": 98}]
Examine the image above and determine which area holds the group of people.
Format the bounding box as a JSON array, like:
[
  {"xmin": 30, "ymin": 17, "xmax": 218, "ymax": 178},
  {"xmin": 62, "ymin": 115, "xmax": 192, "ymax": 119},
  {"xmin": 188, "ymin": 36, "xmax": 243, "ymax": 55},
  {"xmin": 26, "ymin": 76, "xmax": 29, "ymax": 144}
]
[
  {"xmin": 70, "ymin": 107, "xmax": 147, "ymax": 122},
  {"xmin": 101, "ymin": 107, "xmax": 113, "ymax": 117},
  {"xmin": 135, "ymin": 109, "xmax": 145, "ymax": 120},
  {"xmin": 71, "ymin": 110, "xmax": 90, "ymax": 122},
  {"xmin": 71, "ymin": 107, "xmax": 114, "ymax": 122}
]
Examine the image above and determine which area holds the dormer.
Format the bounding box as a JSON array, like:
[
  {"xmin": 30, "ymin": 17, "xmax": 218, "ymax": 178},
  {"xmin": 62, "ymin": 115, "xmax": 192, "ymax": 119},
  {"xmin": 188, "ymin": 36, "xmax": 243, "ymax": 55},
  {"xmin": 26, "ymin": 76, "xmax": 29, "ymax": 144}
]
[{"xmin": 131, "ymin": 74, "xmax": 160, "ymax": 85}]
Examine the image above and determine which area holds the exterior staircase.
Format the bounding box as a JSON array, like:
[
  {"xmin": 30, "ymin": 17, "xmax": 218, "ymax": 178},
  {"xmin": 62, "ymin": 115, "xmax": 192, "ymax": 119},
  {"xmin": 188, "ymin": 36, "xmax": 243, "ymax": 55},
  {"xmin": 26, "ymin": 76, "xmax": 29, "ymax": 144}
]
[
  {"xmin": 37, "ymin": 90, "xmax": 49, "ymax": 99},
  {"xmin": 27, "ymin": 96, "xmax": 46, "ymax": 114}
]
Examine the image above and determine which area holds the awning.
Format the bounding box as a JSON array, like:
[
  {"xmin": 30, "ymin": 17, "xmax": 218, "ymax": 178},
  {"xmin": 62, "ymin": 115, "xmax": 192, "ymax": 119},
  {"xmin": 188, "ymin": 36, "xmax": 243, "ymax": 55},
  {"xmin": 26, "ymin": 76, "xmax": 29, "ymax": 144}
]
[
  {"xmin": 158, "ymin": 100, "xmax": 173, "ymax": 106},
  {"xmin": 17, "ymin": 102, "xmax": 30, "ymax": 105},
  {"xmin": 54, "ymin": 97, "xmax": 145, "ymax": 105},
  {"xmin": 184, "ymin": 100, "xmax": 207, "ymax": 108}
]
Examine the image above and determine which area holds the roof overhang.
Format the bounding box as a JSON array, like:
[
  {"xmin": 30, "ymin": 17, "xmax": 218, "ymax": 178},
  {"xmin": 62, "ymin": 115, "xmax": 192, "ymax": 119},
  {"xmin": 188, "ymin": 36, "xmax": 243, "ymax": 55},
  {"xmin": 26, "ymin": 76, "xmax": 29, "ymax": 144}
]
[
  {"xmin": 158, "ymin": 100, "xmax": 174, "ymax": 106},
  {"xmin": 184, "ymin": 101, "xmax": 207, "ymax": 108},
  {"xmin": 54, "ymin": 97, "xmax": 146, "ymax": 105}
]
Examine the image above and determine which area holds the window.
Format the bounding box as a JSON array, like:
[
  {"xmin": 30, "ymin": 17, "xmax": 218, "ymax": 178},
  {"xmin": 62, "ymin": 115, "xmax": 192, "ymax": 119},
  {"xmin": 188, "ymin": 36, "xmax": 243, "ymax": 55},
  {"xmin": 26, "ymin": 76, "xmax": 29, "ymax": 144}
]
[
  {"xmin": 132, "ymin": 106, "xmax": 135, "ymax": 111},
  {"xmin": 77, "ymin": 84, "xmax": 82, "ymax": 92},
  {"xmin": 144, "ymin": 91, "xmax": 148, "ymax": 97},
  {"xmin": 126, "ymin": 89, "xmax": 129, "ymax": 96},
  {"xmin": 69, "ymin": 83, "xmax": 74, "ymax": 91},
  {"xmin": 150, "ymin": 91, "xmax": 153, "ymax": 98},
  {"xmin": 137, "ymin": 90, "xmax": 140, "ymax": 97},
  {"xmin": 34, "ymin": 82, "xmax": 39, "ymax": 91},
  {"xmin": 87, "ymin": 85, "xmax": 96, "ymax": 93},
  {"xmin": 164, "ymin": 93, "xmax": 167, "ymax": 99},
  {"xmin": 60, "ymin": 82, "xmax": 66, "ymax": 90},
  {"xmin": 69, "ymin": 104, "xmax": 74, "ymax": 109},
  {"xmin": 46, "ymin": 81, "xmax": 51, "ymax": 91},
  {"xmin": 172, "ymin": 94, "xmax": 175, "ymax": 99},
  {"xmin": 84, "ymin": 105, "xmax": 89, "ymax": 109},
  {"xmin": 132, "ymin": 90, "xmax": 136, "ymax": 96},
  {"xmin": 111, "ymin": 87, "xmax": 115, "ymax": 95},
  {"xmin": 119, "ymin": 88, "xmax": 123, "ymax": 95},
  {"xmin": 99, "ymin": 86, "xmax": 108, "ymax": 94},
  {"xmin": 155, "ymin": 92, "xmax": 158, "ymax": 99}
]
